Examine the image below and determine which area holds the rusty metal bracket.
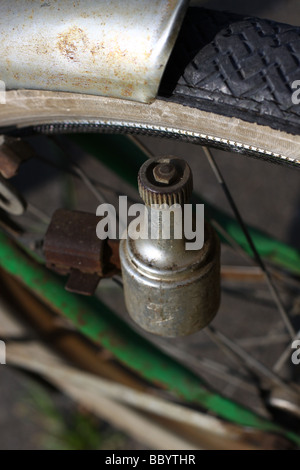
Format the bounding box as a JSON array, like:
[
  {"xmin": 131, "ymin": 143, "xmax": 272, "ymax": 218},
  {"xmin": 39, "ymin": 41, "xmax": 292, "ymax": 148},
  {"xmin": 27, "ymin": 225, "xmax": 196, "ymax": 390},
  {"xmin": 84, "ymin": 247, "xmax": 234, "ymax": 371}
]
[
  {"xmin": 0, "ymin": 136, "xmax": 33, "ymax": 179},
  {"xmin": 44, "ymin": 209, "xmax": 120, "ymax": 296}
]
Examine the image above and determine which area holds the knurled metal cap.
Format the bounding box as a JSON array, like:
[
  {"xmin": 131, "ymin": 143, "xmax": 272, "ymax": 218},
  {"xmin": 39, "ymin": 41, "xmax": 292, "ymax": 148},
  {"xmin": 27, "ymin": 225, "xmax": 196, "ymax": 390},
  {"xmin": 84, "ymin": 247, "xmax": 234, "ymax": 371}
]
[{"xmin": 138, "ymin": 157, "xmax": 193, "ymax": 206}]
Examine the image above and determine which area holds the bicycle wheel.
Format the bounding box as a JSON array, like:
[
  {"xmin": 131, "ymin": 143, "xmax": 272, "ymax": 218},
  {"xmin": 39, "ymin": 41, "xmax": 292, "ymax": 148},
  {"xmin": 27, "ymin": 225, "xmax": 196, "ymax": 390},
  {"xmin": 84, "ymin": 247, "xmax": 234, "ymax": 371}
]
[
  {"xmin": 0, "ymin": 6, "xmax": 300, "ymax": 449},
  {"xmin": 1, "ymin": 8, "xmax": 300, "ymax": 165}
]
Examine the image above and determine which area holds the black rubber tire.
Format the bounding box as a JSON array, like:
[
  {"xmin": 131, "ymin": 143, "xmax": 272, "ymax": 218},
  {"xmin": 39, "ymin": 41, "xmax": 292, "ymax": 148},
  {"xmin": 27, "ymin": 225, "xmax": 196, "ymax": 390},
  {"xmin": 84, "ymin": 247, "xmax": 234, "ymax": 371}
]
[{"xmin": 160, "ymin": 7, "xmax": 300, "ymax": 136}]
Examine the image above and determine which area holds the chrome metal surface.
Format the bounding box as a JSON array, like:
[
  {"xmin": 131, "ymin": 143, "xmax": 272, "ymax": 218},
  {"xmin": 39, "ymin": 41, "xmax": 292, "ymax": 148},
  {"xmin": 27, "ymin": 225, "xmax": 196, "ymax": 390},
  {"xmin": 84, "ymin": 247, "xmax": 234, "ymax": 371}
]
[
  {"xmin": 268, "ymin": 386, "xmax": 300, "ymax": 419},
  {"xmin": 0, "ymin": 0, "xmax": 189, "ymax": 103},
  {"xmin": 120, "ymin": 158, "xmax": 221, "ymax": 337}
]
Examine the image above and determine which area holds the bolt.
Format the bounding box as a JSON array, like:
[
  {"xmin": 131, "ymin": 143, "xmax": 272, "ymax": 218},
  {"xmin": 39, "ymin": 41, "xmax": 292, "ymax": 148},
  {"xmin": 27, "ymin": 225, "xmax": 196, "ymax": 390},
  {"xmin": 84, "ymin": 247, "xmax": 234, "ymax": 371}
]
[
  {"xmin": 139, "ymin": 157, "xmax": 193, "ymax": 206},
  {"xmin": 153, "ymin": 162, "xmax": 177, "ymax": 185}
]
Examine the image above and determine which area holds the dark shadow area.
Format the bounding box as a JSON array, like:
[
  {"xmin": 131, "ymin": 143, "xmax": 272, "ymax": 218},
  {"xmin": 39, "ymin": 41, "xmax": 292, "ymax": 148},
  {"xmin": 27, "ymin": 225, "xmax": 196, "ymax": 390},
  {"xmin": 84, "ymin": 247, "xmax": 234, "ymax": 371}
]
[
  {"xmin": 288, "ymin": 193, "xmax": 300, "ymax": 251},
  {"xmin": 159, "ymin": 7, "xmax": 244, "ymax": 96},
  {"xmin": 199, "ymin": 0, "xmax": 283, "ymax": 16}
]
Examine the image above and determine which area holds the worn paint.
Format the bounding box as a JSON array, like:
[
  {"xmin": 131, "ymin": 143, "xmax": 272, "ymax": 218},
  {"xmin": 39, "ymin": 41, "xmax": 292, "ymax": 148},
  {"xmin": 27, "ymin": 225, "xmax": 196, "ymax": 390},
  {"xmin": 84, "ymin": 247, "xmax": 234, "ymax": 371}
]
[{"xmin": 0, "ymin": 0, "xmax": 189, "ymax": 103}]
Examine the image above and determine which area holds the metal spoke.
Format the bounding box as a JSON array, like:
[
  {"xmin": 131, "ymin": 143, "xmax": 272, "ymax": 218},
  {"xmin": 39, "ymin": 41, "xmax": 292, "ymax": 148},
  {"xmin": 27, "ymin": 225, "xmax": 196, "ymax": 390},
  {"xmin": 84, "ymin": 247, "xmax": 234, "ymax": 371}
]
[
  {"xmin": 210, "ymin": 220, "xmax": 300, "ymax": 290},
  {"xmin": 191, "ymin": 358, "xmax": 257, "ymax": 394},
  {"xmin": 70, "ymin": 163, "xmax": 107, "ymax": 204},
  {"xmin": 50, "ymin": 136, "xmax": 107, "ymax": 204},
  {"xmin": 35, "ymin": 151, "xmax": 140, "ymax": 207},
  {"xmin": 127, "ymin": 135, "xmax": 153, "ymax": 159},
  {"xmin": 202, "ymin": 146, "xmax": 296, "ymax": 340},
  {"xmin": 210, "ymin": 218, "xmax": 254, "ymax": 264},
  {"xmin": 111, "ymin": 275, "xmax": 259, "ymax": 394},
  {"xmin": 273, "ymin": 330, "xmax": 300, "ymax": 372},
  {"xmin": 238, "ymin": 332, "xmax": 289, "ymax": 348},
  {"xmin": 27, "ymin": 202, "xmax": 51, "ymax": 225},
  {"xmin": 205, "ymin": 326, "xmax": 293, "ymax": 392},
  {"xmin": 159, "ymin": 342, "xmax": 258, "ymax": 395}
]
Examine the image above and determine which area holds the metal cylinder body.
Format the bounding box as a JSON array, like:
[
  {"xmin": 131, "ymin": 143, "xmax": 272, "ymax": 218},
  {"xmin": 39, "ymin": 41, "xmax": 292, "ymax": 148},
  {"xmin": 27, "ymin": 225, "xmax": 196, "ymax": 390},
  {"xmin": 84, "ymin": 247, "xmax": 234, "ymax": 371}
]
[
  {"xmin": 120, "ymin": 156, "xmax": 221, "ymax": 337},
  {"xmin": 120, "ymin": 215, "xmax": 220, "ymax": 337}
]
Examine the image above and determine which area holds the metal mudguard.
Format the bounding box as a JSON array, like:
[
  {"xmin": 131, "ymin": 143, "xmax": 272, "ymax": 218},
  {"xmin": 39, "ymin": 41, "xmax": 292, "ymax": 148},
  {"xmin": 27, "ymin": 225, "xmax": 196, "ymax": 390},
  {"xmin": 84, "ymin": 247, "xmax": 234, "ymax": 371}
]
[{"xmin": 0, "ymin": 0, "xmax": 189, "ymax": 103}]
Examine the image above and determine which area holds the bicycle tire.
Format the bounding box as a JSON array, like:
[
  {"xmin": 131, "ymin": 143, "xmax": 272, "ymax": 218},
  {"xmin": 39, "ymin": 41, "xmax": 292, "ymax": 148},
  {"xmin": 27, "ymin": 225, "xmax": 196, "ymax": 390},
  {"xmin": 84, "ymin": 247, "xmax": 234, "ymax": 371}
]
[
  {"xmin": 161, "ymin": 8, "xmax": 300, "ymax": 138},
  {"xmin": 1, "ymin": 7, "xmax": 300, "ymax": 166}
]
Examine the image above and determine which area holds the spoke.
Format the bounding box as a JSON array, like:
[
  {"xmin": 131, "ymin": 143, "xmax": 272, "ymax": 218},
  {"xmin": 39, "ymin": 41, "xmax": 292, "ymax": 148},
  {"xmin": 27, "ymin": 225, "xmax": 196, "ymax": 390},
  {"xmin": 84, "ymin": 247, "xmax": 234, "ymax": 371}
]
[
  {"xmin": 191, "ymin": 357, "xmax": 257, "ymax": 394},
  {"xmin": 36, "ymin": 151, "xmax": 140, "ymax": 208},
  {"xmin": 206, "ymin": 326, "xmax": 294, "ymax": 392},
  {"xmin": 273, "ymin": 330, "xmax": 300, "ymax": 373},
  {"xmin": 127, "ymin": 135, "xmax": 154, "ymax": 159},
  {"xmin": 27, "ymin": 202, "xmax": 51, "ymax": 225},
  {"xmin": 210, "ymin": 218, "xmax": 253, "ymax": 264},
  {"xmin": 159, "ymin": 342, "xmax": 257, "ymax": 395},
  {"xmin": 111, "ymin": 276, "xmax": 257, "ymax": 394},
  {"xmin": 36, "ymin": 153, "xmax": 122, "ymax": 198},
  {"xmin": 50, "ymin": 136, "xmax": 107, "ymax": 204},
  {"xmin": 238, "ymin": 332, "xmax": 289, "ymax": 348},
  {"xmin": 70, "ymin": 163, "xmax": 107, "ymax": 204},
  {"xmin": 202, "ymin": 146, "xmax": 296, "ymax": 340}
]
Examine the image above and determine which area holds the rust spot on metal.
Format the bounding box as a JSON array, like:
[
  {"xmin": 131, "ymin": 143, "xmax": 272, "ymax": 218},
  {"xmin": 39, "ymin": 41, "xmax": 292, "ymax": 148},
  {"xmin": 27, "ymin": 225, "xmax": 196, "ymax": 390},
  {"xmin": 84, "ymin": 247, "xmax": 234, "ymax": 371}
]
[
  {"xmin": 0, "ymin": 1, "xmax": 189, "ymax": 102},
  {"xmin": 104, "ymin": 239, "xmax": 121, "ymax": 274},
  {"xmin": 121, "ymin": 84, "xmax": 134, "ymax": 98},
  {"xmin": 57, "ymin": 25, "xmax": 89, "ymax": 62}
]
